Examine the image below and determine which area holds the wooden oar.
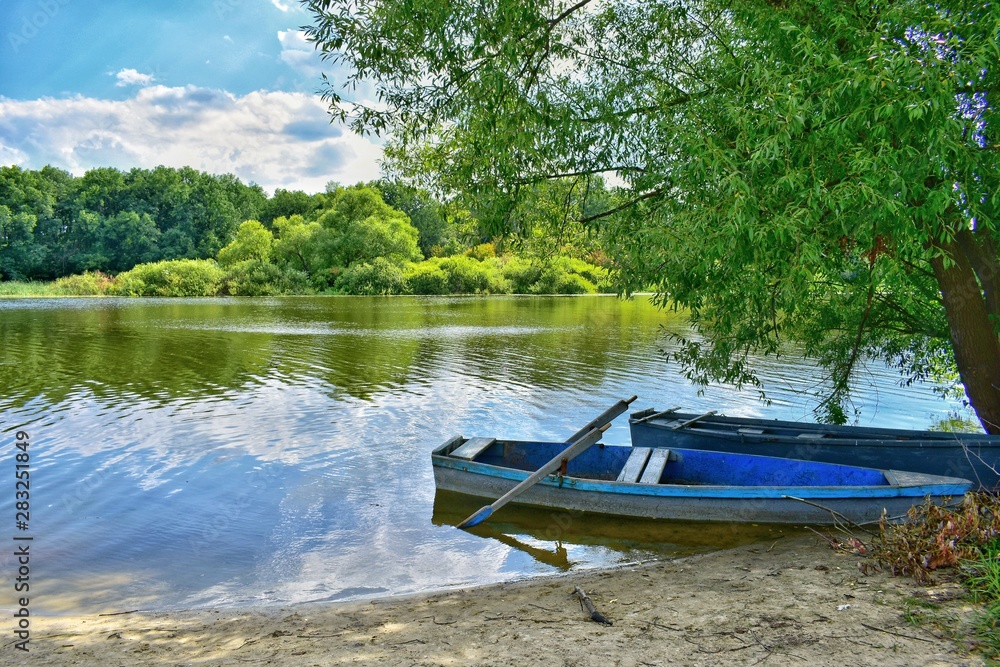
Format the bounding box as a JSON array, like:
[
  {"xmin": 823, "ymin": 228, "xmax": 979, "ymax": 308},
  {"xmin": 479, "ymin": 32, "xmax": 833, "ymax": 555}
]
[
  {"xmin": 632, "ymin": 406, "xmax": 683, "ymax": 425},
  {"xmin": 668, "ymin": 411, "xmax": 717, "ymax": 430},
  {"xmin": 457, "ymin": 423, "xmax": 611, "ymax": 529},
  {"xmin": 564, "ymin": 395, "xmax": 638, "ymax": 443}
]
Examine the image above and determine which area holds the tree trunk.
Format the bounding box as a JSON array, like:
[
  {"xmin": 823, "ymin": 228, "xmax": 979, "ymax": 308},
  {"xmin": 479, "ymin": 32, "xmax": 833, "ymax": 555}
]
[{"xmin": 929, "ymin": 237, "xmax": 1000, "ymax": 435}]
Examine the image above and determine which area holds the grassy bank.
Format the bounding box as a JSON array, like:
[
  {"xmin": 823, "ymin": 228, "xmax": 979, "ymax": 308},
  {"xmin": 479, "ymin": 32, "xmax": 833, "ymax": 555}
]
[
  {"xmin": 0, "ymin": 253, "xmax": 621, "ymax": 298},
  {"xmin": 0, "ymin": 281, "xmax": 63, "ymax": 296},
  {"xmin": 832, "ymin": 491, "xmax": 1000, "ymax": 663}
]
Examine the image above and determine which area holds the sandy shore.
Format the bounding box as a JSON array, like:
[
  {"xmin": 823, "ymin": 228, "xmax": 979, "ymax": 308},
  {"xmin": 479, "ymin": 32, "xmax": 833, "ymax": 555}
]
[{"xmin": 22, "ymin": 535, "xmax": 985, "ymax": 666}]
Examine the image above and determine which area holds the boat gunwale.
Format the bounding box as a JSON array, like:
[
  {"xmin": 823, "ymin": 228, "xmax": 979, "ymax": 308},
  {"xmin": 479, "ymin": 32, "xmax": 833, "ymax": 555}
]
[
  {"xmin": 628, "ymin": 409, "xmax": 1000, "ymax": 445},
  {"xmin": 431, "ymin": 447, "xmax": 972, "ymax": 501}
]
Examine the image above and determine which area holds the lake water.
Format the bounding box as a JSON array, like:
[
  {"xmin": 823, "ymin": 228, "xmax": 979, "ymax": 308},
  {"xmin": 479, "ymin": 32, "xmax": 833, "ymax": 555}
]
[{"xmin": 0, "ymin": 296, "xmax": 971, "ymax": 614}]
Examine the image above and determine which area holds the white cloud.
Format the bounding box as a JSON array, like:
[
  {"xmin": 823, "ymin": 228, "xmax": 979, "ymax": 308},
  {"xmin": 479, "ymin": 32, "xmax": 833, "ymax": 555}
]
[
  {"xmin": 278, "ymin": 30, "xmax": 324, "ymax": 78},
  {"xmin": 272, "ymin": 0, "xmax": 293, "ymax": 11},
  {"xmin": 115, "ymin": 68, "xmax": 156, "ymax": 87},
  {"xmin": 0, "ymin": 86, "xmax": 383, "ymax": 193}
]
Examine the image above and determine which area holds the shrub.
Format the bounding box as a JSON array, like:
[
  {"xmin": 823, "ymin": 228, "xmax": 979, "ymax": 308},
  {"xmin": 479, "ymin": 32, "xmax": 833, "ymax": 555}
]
[
  {"xmin": 466, "ymin": 242, "xmax": 496, "ymax": 261},
  {"xmin": 110, "ymin": 259, "xmax": 226, "ymax": 297},
  {"xmin": 532, "ymin": 265, "xmax": 597, "ymax": 294},
  {"xmin": 553, "ymin": 257, "xmax": 612, "ymax": 290},
  {"xmin": 222, "ymin": 260, "xmax": 310, "ymax": 296},
  {"xmin": 334, "ymin": 257, "xmax": 408, "ymax": 295},
  {"xmin": 404, "ymin": 261, "xmax": 450, "ymax": 295},
  {"xmin": 501, "ymin": 257, "xmax": 544, "ymax": 293},
  {"xmin": 437, "ymin": 255, "xmax": 511, "ymax": 294},
  {"xmin": 54, "ymin": 271, "xmax": 115, "ymax": 295}
]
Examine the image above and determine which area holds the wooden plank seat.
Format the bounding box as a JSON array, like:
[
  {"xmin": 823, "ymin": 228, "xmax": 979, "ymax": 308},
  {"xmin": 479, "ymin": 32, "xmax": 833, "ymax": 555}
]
[
  {"xmin": 639, "ymin": 448, "xmax": 670, "ymax": 484},
  {"xmin": 450, "ymin": 437, "xmax": 497, "ymax": 460},
  {"xmin": 617, "ymin": 447, "xmax": 651, "ymax": 483}
]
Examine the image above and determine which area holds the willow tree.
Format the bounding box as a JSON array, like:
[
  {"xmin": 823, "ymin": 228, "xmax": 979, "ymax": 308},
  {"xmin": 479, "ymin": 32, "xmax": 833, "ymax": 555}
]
[{"xmin": 304, "ymin": 0, "xmax": 1000, "ymax": 433}]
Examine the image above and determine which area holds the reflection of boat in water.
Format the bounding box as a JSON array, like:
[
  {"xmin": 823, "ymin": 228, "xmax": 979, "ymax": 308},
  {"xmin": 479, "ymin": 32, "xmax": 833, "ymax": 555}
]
[
  {"xmin": 432, "ymin": 488, "xmax": 800, "ymax": 570},
  {"xmin": 432, "ymin": 436, "xmax": 971, "ymax": 524},
  {"xmin": 629, "ymin": 408, "xmax": 1000, "ymax": 489}
]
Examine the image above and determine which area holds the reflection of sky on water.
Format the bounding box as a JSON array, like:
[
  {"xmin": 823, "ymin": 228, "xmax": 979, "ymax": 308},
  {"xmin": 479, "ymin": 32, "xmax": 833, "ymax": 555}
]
[{"xmin": 0, "ymin": 296, "xmax": 973, "ymax": 614}]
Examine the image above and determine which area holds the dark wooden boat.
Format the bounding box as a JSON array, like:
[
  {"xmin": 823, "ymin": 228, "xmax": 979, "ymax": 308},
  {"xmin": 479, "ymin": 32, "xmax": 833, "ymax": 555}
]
[
  {"xmin": 431, "ymin": 435, "xmax": 971, "ymax": 525},
  {"xmin": 629, "ymin": 408, "xmax": 1000, "ymax": 489}
]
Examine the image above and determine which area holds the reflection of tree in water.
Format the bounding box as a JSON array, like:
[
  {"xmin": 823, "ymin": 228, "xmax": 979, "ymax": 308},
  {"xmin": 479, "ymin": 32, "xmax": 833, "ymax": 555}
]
[{"xmin": 0, "ymin": 295, "xmax": 670, "ymax": 407}]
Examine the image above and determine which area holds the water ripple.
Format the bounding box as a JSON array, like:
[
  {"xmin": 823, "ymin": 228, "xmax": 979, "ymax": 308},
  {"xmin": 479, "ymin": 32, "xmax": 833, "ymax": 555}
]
[{"xmin": 0, "ymin": 295, "xmax": 975, "ymax": 614}]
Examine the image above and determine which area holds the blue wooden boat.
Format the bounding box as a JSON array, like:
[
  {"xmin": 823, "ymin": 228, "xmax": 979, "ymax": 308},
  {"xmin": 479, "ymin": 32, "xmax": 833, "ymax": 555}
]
[
  {"xmin": 431, "ymin": 436, "xmax": 972, "ymax": 525},
  {"xmin": 629, "ymin": 408, "xmax": 1000, "ymax": 489}
]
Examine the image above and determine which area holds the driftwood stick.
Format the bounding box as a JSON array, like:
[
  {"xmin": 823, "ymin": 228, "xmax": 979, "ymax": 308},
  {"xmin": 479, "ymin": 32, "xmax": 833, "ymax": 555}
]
[
  {"xmin": 573, "ymin": 586, "xmax": 612, "ymax": 626},
  {"xmin": 98, "ymin": 610, "xmax": 141, "ymax": 617},
  {"xmin": 781, "ymin": 495, "xmax": 878, "ymax": 535}
]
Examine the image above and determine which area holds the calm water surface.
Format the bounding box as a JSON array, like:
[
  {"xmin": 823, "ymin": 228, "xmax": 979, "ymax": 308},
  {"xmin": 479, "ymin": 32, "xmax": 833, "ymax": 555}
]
[{"xmin": 0, "ymin": 296, "xmax": 971, "ymax": 614}]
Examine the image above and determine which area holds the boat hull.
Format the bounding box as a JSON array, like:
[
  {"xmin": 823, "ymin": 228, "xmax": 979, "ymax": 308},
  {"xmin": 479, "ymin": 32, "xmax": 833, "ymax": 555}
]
[
  {"xmin": 629, "ymin": 409, "xmax": 1000, "ymax": 489},
  {"xmin": 432, "ymin": 439, "xmax": 971, "ymax": 525}
]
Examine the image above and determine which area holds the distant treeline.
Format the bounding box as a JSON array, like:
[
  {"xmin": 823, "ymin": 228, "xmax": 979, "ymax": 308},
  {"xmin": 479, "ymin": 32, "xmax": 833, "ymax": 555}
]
[{"xmin": 0, "ymin": 165, "xmax": 616, "ymax": 296}]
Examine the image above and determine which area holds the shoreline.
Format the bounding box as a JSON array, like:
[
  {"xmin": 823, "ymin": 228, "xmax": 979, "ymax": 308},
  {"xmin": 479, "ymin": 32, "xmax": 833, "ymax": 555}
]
[{"xmin": 27, "ymin": 534, "xmax": 984, "ymax": 666}]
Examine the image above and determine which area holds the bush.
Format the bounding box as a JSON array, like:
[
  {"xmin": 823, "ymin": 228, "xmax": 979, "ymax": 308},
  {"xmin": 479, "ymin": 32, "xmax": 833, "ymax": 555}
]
[
  {"xmin": 437, "ymin": 255, "xmax": 511, "ymax": 294},
  {"xmin": 222, "ymin": 260, "xmax": 310, "ymax": 296},
  {"xmin": 466, "ymin": 242, "xmax": 496, "ymax": 261},
  {"xmin": 501, "ymin": 257, "xmax": 544, "ymax": 293},
  {"xmin": 110, "ymin": 259, "xmax": 226, "ymax": 297},
  {"xmin": 404, "ymin": 261, "xmax": 450, "ymax": 295},
  {"xmin": 334, "ymin": 257, "xmax": 408, "ymax": 295},
  {"xmin": 532, "ymin": 265, "xmax": 597, "ymax": 294},
  {"xmin": 53, "ymin": 271, "xmax": 115, "ymax": 295}
]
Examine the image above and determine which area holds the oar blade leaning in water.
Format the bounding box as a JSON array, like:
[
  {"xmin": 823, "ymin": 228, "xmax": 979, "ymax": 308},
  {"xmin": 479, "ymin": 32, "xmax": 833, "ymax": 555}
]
[{"xmin": 456, "ymin": 423, "xmax": 610, "ymax": 529}]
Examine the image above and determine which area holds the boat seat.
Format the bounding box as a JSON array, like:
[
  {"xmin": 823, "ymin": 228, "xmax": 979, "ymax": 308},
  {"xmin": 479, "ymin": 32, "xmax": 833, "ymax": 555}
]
[
  {"xmin": 450, "ymin": 437, "xmax": 496, "ymax": 460},
  {"xmin": 617, "ymin": 447, "xmax": 652, "ymax": 483},
  {"xmin": 797, "ymin": 432, "xmax": 826, "ymax": 440},
  {"xmin": 639, "ymin": 448, "xmax": 670, "ymax": 484},
  {"xmin": 738, "ymin": 427, "xmax": 764, "ymax": 435}
]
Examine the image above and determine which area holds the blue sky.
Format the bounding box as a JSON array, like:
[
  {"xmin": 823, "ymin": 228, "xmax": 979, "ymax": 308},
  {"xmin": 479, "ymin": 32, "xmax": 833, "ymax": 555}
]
[{"xmin": 0, "ymin": 0, "xmax": 382, "ymax": 193}]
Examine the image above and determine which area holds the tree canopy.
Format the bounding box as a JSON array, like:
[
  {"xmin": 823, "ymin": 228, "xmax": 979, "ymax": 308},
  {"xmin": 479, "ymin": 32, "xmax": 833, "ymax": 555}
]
[
  {"xmin": 0, "ymin": 165, "xmax": 267, "ymax": 279},
  {"xmin": 304, "ymin": 0, "xmax": 999, "ymax": 432}
]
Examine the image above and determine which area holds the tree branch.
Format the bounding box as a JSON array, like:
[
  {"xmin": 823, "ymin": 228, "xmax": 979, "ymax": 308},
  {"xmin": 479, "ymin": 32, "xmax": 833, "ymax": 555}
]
[{"xmin": 579, "ymin": 189, "xmax": 664, "ymax": 225}]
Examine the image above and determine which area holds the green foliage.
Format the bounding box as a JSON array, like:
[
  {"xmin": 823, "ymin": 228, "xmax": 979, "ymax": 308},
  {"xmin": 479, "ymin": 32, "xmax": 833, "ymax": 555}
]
[
  {"xmin": 110, "ymin": 259, "xmax": 225, "ymax": 297},
  {"xmin": 466, "ymin": 243, "xmax": 496, "ymax": 261},
  {"xmin": 217, "ymin": 220, "xmax": 273, "ymax": 267},
  {"xmin": 968, "ymin": 537, "xmax": 1000, "ymax": 663},
  {"xmin": 434, "ymin": 256, "xmax": 511, "ymax": 294},
  {"xmin": 271, "ymin": 214, "xmax": 328, "ymax": 280},
  {"xmin": 53, "ymin": 271, "xmax": 115, "ymax": 296},
  {"xmin": 317, "ymin": 186, "xmax": 423, "ymax": 269},
  {"xmin": 0, "ymin": 164, "xmax": 266, "ymax": 280},
  {"xmin": 370, "ymin": 179, "xmax": 452, "ymax": 258},
  {"xmin": 403, "ymin": 262, "xmax": 450, "ymax": 295},
  {"xmin": 304, "ymin": 0, "xmax": 1000, "ymax": 431},
  {"xmin": 0, "ymin": 205, "xmax": 41, "ymax": 280},
  {"xmin": 222, "ymin": 259, "xmax": 310, "ymax": 296},
  {"xmin": 536, "ymin": 268, "xmax": 594, "ymax": 295},
  {"xmin": 507, "ymin": 256, "xmax": 611, "ymax": 295},
  {"xmin": 260, "ymin": 189, "xmax": 324, "ymax": 225},
  {"xmin": 968, "ymin": 538, "xmax": 1000, "ymax": 612},
  {"xmin": 499, "ymin": 257, "xmax": 543, "ymax": 294},
  {"xmin": 0, "ymin": 281, "xmax": 59, "ymax": 296},
  {"xmin": 333, "ymin": 257, "xmax": 408, "ymax": 295}
]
